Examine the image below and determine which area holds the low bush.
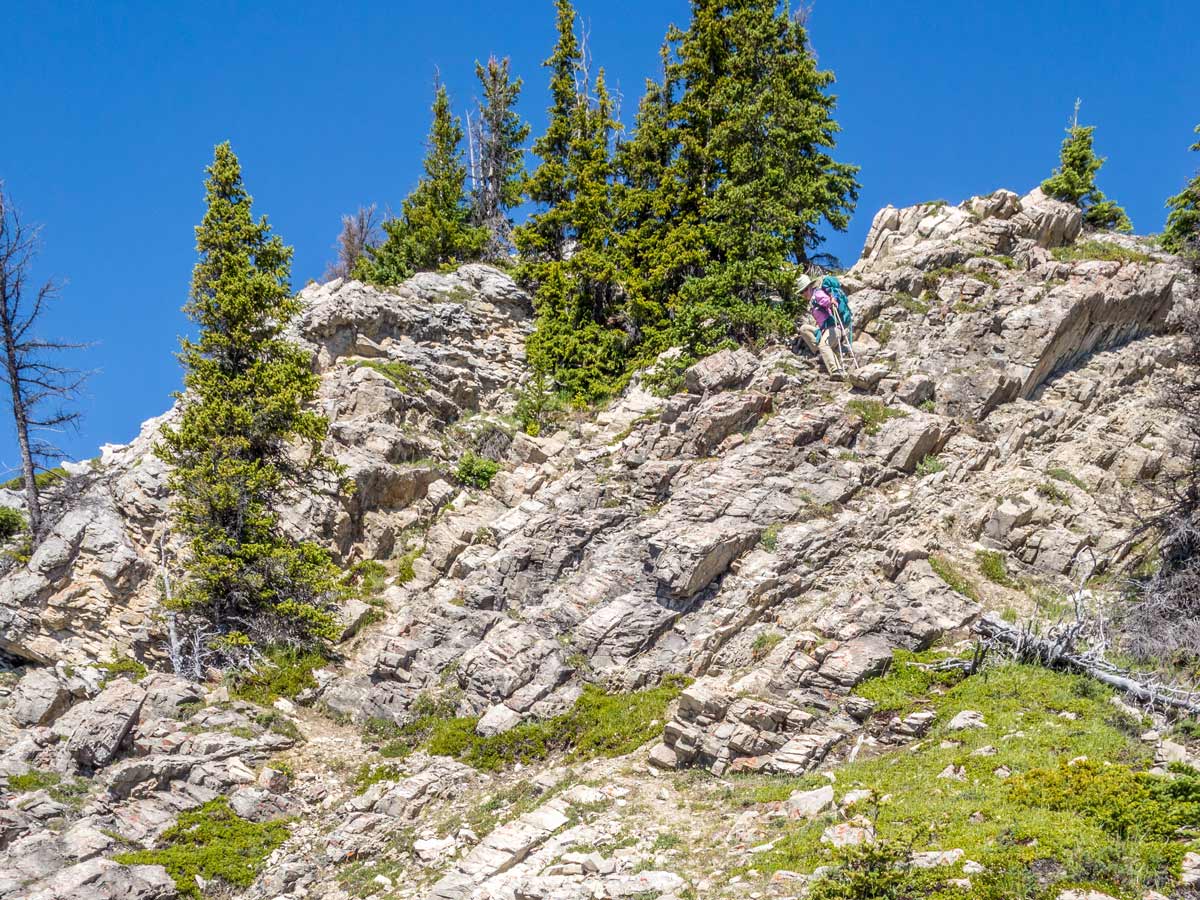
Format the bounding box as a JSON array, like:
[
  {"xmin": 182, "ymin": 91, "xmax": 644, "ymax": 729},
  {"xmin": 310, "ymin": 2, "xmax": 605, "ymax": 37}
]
[
  {"xmin": 751, "ymin": 632, "xmax": 784, "ymax": 661},
  {"xmin": 115, "ymin": 797, "xmax": 290, "ymax": 898},
  {"xmin": 0, "ymin": 507, "xmax": 26, "ymax": 541},
  {"xmin": 846, "ymin": 399, "xmax": 907, "ymax": 436},
  {"xmin": 99, "ymin": 655, "xmax": 149, "ymax": 686},
  {"xmin": 915, "ymin": 454, "xmax": 945, "ymax": 476},
  {"xmin": 456, "ymin": 451, "xmax": 500, "ymax": 490},
  {"xmin": 853, "ymin": 649, "xmax": 968, "ymax": 712},
  {"xmin": 1, "ymin": 466, "xmax": 68, "ymax": 491}
]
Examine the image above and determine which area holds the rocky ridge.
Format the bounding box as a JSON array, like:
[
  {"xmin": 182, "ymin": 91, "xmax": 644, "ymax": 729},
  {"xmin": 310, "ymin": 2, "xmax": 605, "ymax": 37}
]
[{"xmin": 0, "ymin": 187, "xmax": 1197, "ymax": 900}]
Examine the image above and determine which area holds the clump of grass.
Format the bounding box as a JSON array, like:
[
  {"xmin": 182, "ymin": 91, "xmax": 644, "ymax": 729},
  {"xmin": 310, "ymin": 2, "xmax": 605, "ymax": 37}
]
[
  {"xmin": 1051, "ymin": 240, "xmax": 1154, "ymax": 265},
  {"xmin": 752, "ymin": 663, "xmax": 1177, "ymax": 899},
  {"xmin": 759, "ymin": 524, "xmax": 781, "ymax": 551},
  {"xmin": 1037, "ymin": 481, "xmax": 1071, "ymax": 504},
  {"xmin": 347, "ymin": 559, "xmax": 388, "ymax": 598},
  {"xmin": 750, "ymin": 631, "xmax": 784, "ymax": 662},
  {"xmin": 229, "ymin": 647, "xmax": 327, "ymax": 706},
  {"xmin": 456, "ymin": 451, "xmax": 500, "ymax": 489},
  {"xmin": 895, "ymin": 292, "xmax": 931, "ymax": 316},
  {"xmin": 929, "ymin": 554, "xmax": 980, "ymax": 601},
  {"xmin": 395, "ymin": 544, "xmax": 423, "ymax": 584},
  {"xmin": 919, "ymin": 399, "xmax": 937, "ymax": 413},
  {"xmin": 1048, "ymin": 467, "xmax": 1089, "ymax": 491},
  {"xmin": 915, "ymin": 454, "xmax": 946, "ymax": 476},
  {"xmin": 1, "ymin": 466, "xmax": 68, "ymax": 491},
  {"xmin": 923, "ymin": 264, "xmax": 999, "ymax": 290},
  {"xmin": 846, "ymin": 399, "xmax": 908, "ymax": 436},
  {"xmin": 7, "ymin": 768, "xmax": 88, "ymax": 806},
  {"xmin": 253, "ymin": 710, "xmax": 303, "ymax": 743},
  {"xmin": 853, "ymin": 649, "xmax": 968, "ymax": 713},
  {"xmin": 976, "ymin": 549, "xmax": 1017, "ymax": 588},
  {"xmin": 115, "ymin": 797, "xmax": 290, "ymax": 898},
  {"xmin": 353, "ymin": 359, "xmax": 428, "ymax": 392},
  {"xmin": 351, "ymin": 761, "xmax": 404, "ymax": 793}
]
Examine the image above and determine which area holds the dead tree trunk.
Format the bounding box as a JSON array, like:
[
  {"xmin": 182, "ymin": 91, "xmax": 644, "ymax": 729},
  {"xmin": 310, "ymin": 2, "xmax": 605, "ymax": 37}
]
[{"xmin": 0, "ymin": 185, "xmax": 87, "ymax": 543}]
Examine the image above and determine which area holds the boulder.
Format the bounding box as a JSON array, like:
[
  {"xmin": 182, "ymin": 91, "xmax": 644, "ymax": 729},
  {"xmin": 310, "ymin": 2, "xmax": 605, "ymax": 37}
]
[
  {"xmin": 52, "ymin": 678, "xmax": 146, "ymax": 771},
  {"xmin": 684, "ymin": 348, "xmax": 759, "ymax": 395},
  {"xmin": 11, "ymin": 668, "xmax": 72, "ymax": 726}
]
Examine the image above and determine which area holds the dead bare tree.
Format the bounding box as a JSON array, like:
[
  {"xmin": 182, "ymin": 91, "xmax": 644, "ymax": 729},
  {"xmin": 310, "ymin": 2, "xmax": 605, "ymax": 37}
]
[
  {"xmin": 324, "ymin": 204, "xmax": 381, "ymax": 281},
  {"xmin": 469, "ymin": 56, "xmax": 530, "ymax": 263},
  {"xmin": 1118, "ymin": 288, "xmax": 1200, "ymax": 663},
  {"xmin": 0, "ymin": 185, "xmax": 87, "ymax": 541}
]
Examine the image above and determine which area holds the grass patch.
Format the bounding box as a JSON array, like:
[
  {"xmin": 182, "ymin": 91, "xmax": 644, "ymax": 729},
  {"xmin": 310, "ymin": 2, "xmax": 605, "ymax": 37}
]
[
  {"xmin": 923, "ymin": 264, "xmax": 999, "ymax": 290},
  {"xmin": 0, "ymin": 507, "xmax": 27, "ymax": 540},
  {"xmin": 1048, "ymin": 467, "xmax": 1089, "ymax": 492},
  {"xmin": 1, "ymin": 466, "xmax": 68, "ymax": 492},
  {"xmin": 115, "ymin": 797, "xmax": 289, "ymax": 898},
  {"xmin": 853, "ymin": 649, "xmax": 968, "ymax": 713},
  {"xmin": 759, "ymin": 524, "xmax": 781, "ymax": 552},
  {"xmin": 976, "ymin": 550, "xmax": 1018, "ymax": 588},
  {"xmin": 229, "ymin": 647, "xmax": 326, "ymax": 706},
  {"xmin": 347, "ymin": 559, "xmax": 388, "ymax": 598},
  {"xmin": 929, "ymin": 554, "xmax": 980, "ymax": 601},
  {"xmin": 395, "ymin": 544, "xmax": 423, "ymax": 584},
  {"xmin": 751, "ymin": 664, "xmax": 1178, "ymax": 899},
  {"xmin": 7, "ymin": 768, "xmax": 89, "ymax": 805},
  {"xmin": 1051, "ymin": 240, "xmax": 1155, "ymax": 265},
  {"xmin": 353, "ymin": 359, "xmax": 428, "ymax": 392},
  {"xmin": 456, "ymin": 451, "xmax": 500, "ymax": 489},
  {"xmin": 916, "ymin": 454, "xmax": 946, "ymax": 476},
  {"xmin": 896, "ymin": 292, "xmax": 931, "ymax": 316},
  {"xmin": 365, "ymin": 677, "xmax": 689, "ymax": 773},
  {"xmin": 846, "ymin": 399, "xmax": 908, "ymax": 436},
  {"xmin": 751, "ymin": 631, "xmax": 784, "ymax": 662}
]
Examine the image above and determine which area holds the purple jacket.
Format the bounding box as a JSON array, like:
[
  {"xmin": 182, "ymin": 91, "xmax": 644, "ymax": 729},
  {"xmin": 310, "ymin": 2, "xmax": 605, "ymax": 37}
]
[{"xmin": 809, "ymin": 288, "xmax": 836, "ymax": 330}]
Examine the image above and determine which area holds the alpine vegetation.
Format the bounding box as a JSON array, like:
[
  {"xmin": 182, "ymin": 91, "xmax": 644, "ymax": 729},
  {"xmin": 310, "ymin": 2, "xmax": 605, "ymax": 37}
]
[{"xmin": 156, "ymin": 142, "xmax": 346, "ymax": 671}]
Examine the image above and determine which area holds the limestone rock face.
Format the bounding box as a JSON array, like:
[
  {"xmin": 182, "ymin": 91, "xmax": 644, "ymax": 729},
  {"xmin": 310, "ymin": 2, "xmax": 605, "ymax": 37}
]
[{"xmin": 0, "ymin": 189, "xmax": 1195, "ymax": 900}]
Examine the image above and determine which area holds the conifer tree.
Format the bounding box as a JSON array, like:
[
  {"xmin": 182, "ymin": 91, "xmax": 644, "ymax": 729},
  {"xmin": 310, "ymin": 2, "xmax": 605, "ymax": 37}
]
[
  {"xmin": 1163, "ymin": 125, "xmax": 1200, "ymax": 257},
  {"xmin": 362, "ymin": 84, "xmax": 485, "ymax": 283},
  {"xmin": 1041, "ymin": 103, "xmax": 1131, "ymax": 232},
  {"xmin": 525, "ymin": 70, "xmax": 626, "ymax": 401},
  {"xmin": 157, "ymin": 143, "xmax": 344, "ymax": 668},
  {"xmin": 628, "ymin": 0, "xmax": 859, "ymax": 355},
  {"xmin": 470, "ymin": 56, "xmax": 530, "ymax": 262},
  {"xmin": 513, "ymin": 0, "xmax": 581, "ymax": 265}
]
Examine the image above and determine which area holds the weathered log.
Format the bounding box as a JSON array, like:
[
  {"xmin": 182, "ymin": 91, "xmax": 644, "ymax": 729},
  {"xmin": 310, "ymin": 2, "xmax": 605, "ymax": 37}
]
[{"xmin": 974, "ymin": 613, "xmax": 1200, "ymax": 716}]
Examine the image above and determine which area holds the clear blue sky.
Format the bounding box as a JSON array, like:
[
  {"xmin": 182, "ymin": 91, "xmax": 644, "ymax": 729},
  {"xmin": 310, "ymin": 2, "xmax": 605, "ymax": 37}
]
[{"xmin": 5, "ymin": 0, "xmax": 1198, "ymax": 468}]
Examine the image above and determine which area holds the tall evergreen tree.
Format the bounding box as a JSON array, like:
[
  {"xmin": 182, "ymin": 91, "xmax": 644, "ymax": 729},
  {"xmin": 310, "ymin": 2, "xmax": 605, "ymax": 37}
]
[
  {"xmin": 1163, "ymin": 125, "xmax": 1200, "ymax": 257},
  {"xmin": 1041, "ymin": 104, "xmax": 1131, "ymax": 232},
  {"xmin": 627, "ymin": 0, "xmax": 859, "ymax": 356},
  {"xmin": 361, "ymin": 84, "xmax": 485, "ymax": 284},
  {"xmin": 513, "ymin": 0, "xmax": 581, "ymax": 265},
  {"xmin": 157, "ymin": 143, "xmax": 345, "ymax": 668},
  {"xmin": 525, "ymin": 70, "xmax": 626, "ymax": 402},
  {"xmin": 470, "ymin": 56, "xmax": 530, "ymax": 262}
]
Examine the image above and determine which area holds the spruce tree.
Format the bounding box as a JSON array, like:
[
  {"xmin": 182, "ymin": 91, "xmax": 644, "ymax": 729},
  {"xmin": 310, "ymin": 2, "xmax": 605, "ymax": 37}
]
[
  {"xmin": 362, "ymin": 84, "xmax": 485, "ymax": 283},
  {"xmin": 631, "ymin": 0, "xmax": 859, "ymax": 356},
  {"xmin": 470, "ymin": 56, "xmax": 530, "ymax": 262},
  {"xmin": 513, "ymin": 0, "xmax": 581, "ymax": 265},
  {"xmin": 1041, "ymin": 105, "xmax": 1132, "ymax": 232},
  {"xmin": 157, "ymin": 143, "xmax": 344, "ymax": 667},
  {"xmin": 1163, "ymin": 125, "xmax": 1200, "ymax": 257}
]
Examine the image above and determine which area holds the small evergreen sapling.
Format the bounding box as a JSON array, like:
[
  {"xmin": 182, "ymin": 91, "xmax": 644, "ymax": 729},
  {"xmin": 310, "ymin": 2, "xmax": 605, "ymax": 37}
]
[{"xmin": 1041, "ymin": 102, "xmax": 1131, "ymax": 232}]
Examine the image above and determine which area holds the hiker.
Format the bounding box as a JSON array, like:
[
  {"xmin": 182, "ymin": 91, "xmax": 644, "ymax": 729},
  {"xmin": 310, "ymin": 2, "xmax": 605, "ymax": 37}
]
[{"xmin": 796, "ymin": 273, "xmax": 848, "ymax": 378}]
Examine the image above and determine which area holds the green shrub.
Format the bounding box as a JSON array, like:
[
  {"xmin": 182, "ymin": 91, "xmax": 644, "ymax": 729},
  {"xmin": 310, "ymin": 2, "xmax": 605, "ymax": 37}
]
[
  {"xmin": 641, "ymin": 354, "xmax": 691, "ymax": 398},
  {"xmin": 115, "ymin": 797, "xmax": 289, "ymax": 898},
  {"xmin": 513, "ymin": 372, "xmax": 567, "ymax": 437},
  {"xmin": 895, "ymin": 292, "xmax": 930, "ymax": 316},
  {"xmin": 846, "ymin": 400, "xmax": 908, "ymax": 436},
  {"xmin": 929, "ymin": 554, "xmax": 980, "ymax": 601},
  {"xmin": 807, "ymin": 840, "xmax": 945, "ymax": 900},
  {"xmin": 919, "ymin": 399, "xmax": 936, "ymax": 413},
  {"xmin": 456, "ymin": 451, "xmax": 500, "ymax": 489},
  {"xmin": 1037, "ymin": 481, "xmax": 1070, "ymax": 504},
  {"xmin": 1, "ymin": 466, "xmax": 68, "ymax": 492},
  {"xmin": 99, "ymin": 655, "xmax": 149, "ymax": 687},
  {"xmin": 0, "ymin": 507, "xmax": 27, "ymax": 541},
  {"xmin": 347, "ymin": 559, "xmax": 388, "ymax": 598},
  {"xmin": 230, "ymin": 647, "xmax": 327, "ymax": 706},
  {"xmin": 759, "ymin": 524, "xmax": 781, "ymax": 551},
  {"xmin": 395, "ymin": 544, "xmax": 423, "ymax": 584},
  {"xmin": 1051, "ymin": 241, "xmax": 1153, "ymax": 265},
  {"xmin": 976, "ymin": 550, "xmax": 1017, "ymax": 587},
  {"xmin": 915, "ymin": 454, "xmax": 945, "ymax": 476}
]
